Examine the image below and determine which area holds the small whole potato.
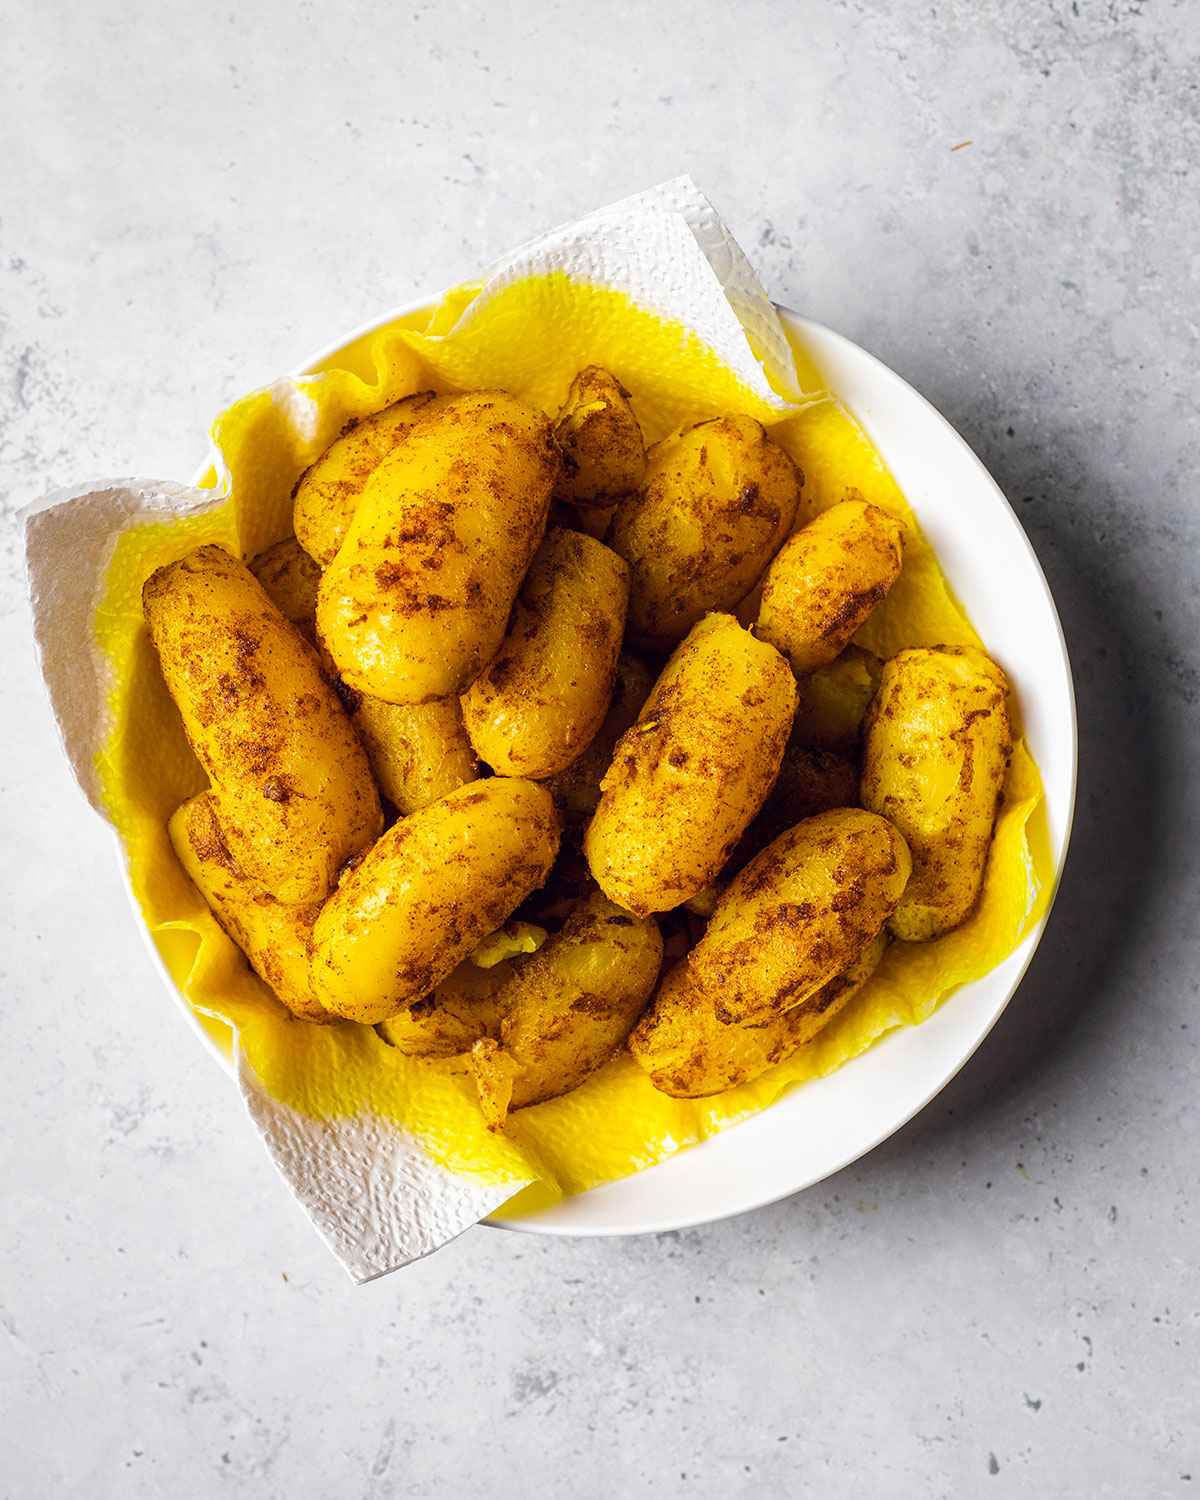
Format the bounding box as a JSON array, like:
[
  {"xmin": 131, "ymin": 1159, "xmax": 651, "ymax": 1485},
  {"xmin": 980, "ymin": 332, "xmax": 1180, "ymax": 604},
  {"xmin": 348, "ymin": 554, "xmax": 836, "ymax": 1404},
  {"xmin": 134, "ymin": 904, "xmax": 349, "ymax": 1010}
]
[
  {"xmin": 757, "ymin": 498, "xmax": 905, "ymax": 674},
  {"xmin": 249, "ymin": 537, "xmax": 322, "ymax": 638},
  {"xmin": 861, "ymin": 645, "xmax": 1012, "ymax": 941},
  {"xmin": 791, "ymin": 646, "xmax": 883, "ymax": 750},
  {"xmin": 629, "ymin": 931, "xmax": 886, "ymax": 1097},
  {"xmin": 461, "ymin": 528, "xmax": 630, "ymax": 778},
  {"xmin": 583, "ymin": 613, "xmax": 798, "ymax": 916},
  {"xmin": 376, "ymin": 959, "xmax": 518, "ymax": 1058},
  {"xmin": 318, "ymin": 391, "xmax": 559, "ymax": 704},
  {"xmin": 728, "ymin": 745, "xmax": 860, "ymax": 876},
  {"xmin": 543, "ymin": 651, "xmax": 656, "ymax": 820},
  {"xmin": 311, "ymin": 778, "xmax": 560, "ymax": 1024},
  {"xmin": 470, "ymin": 891, "xmax": 663, "ymax": 1125},
  {"xmin": 690, "ymin": 808, "xmax": 911, "ymax": 1026},
  {"xmin": 352, "ymin": 694, "xmax": 479, "ymax": 814},
  {"xmin": 293, "ymin": 391, "xmax": 444, "ymax": 565},
  {"xmin": 169, "ymin": 792, "xmax": 328, "ymax": 1022},
  {"xmin": 609, "ymin": 415, "xmax": 803, "ymax": 646},
  {"xmin": 143, "ymin": 545, "xmax": 381, "ymax": 904},
  {"xmin": 552, "ymin": 365, "xmax": 646, "ymax": 535}
]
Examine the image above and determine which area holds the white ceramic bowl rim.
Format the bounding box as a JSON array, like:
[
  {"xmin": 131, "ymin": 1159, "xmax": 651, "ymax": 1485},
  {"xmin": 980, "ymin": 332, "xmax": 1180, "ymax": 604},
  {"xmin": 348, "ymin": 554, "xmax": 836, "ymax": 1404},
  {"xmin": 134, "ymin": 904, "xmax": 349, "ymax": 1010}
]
[{"xmin": 122, "ymin": 296, "xmax": 1077, "ymax": 1238}]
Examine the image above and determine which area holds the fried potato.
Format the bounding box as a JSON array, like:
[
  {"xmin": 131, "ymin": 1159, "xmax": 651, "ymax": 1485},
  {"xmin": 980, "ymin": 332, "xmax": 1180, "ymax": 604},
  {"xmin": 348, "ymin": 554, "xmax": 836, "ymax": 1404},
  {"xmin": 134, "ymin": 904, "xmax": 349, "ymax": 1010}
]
[
  {"xmin": 543, "ymin": 651, "xmax": 656, "ymax": 820},
  {"xmin": 791, "ymin": 646, "xmax": 883, "ymax": 749},
  {"xmin": 169, "ymin": 792, "xmax": 327, "ymax": 1022},
  {"xmin": 143, "ymin": 544, "xmax": 381, "ymax": 904},
  {"xmin": 583, "ymin": 613, "xmax": 797, "ymax": 915},
  {"xmin": 609, "ymin": 416, "xmax": 803, "ymax": 646},
  {"xmin": 860, "ymin": 645, "xmax": 1012, "ymax": 941},
  {"xmin": 757, "ymin": 499, "xmax": 904, "ymax": 673},
  {"xmin": 352, "ymin": 694, "xmax": 478, "ymax": 814},
  {"xmin": 689, "ymin": 808, "xmax": 911, "ymax": 1025},
  {"xmin": 729, "ymin": 745, "xmax": 860, "ymax": 875},
  {"xmin": 292, "ymin": 390, "xmax": 444, "ymax": 565},
  {"xmin": 630, "ymin": 931, "xmax": 886, "ymax": 1097},
  {"xmin": 318, "ymin": 391, "xmax": 559, "ymax": 704},
  {"xmin": 249, "ymin": 537, "xmax": 322, "ymax": 638},
  {"xmin": 311, "ymin": 778, "xmax": 560, "ymax": 1023},
  {"xmin": 461, "ymin": 528, "xmax": 630, "ymax": 778},
  {"xmin": 552, "ymin": 365, "xmax": 646, "ymax": 535},
  {"xmin": 470, "ymin": 891, "xmax": 663, "ymax": 1124},
  {"xmin": 376, "ymin": 959, "xmax": 518, "ymax": 1057}
]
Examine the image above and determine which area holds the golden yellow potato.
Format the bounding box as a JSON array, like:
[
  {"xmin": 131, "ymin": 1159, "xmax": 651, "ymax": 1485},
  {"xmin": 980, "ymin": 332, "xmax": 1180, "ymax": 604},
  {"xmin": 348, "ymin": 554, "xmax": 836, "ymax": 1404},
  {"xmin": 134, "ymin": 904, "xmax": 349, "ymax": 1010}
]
[
  {"xmin": 543, "ymin": 651, "xmax": 655, "ymax": 820},
  {"xmin": 318, "ymin": 391, "xmax": 559, "ymax": 704},
  {"xmin": 609, "ymin": 415, "xmax": 803, "ymax": 646},
  {"xmin": 249, "ymin": 537, "xmax": 322, "ymax": 638},
  {"xmin": 757, "ymin": 498, "xmax": 905, "ymax": 673},
  {"xmin": 583, "ymin": 613, "xmax": 797, "ymax": 916},
  {"xmin": 460, "ymin": 528, "xmax": 630, "ymax": 778},
  {"xmin": 311, "ymin": 778, "xmax": 560, "ymax": 1023},
  {"xmin": 470, "ymin": 891, "xmax": 663, "ymax": 1124},
  {"xmin": 791, "ymin": 646, "xmax": 883, "ymax": 749},
  {"xmin": 630, "ymin": 931, "xmax": 886, "ymax": 1097},
  {"xmin": 352, "ymin": 694, "xmax": 478, "ymax": 814},
  {"xmin": 292, "ymin": 390, "xmax": 443, "ymax": 565},
  {"xmin": 143, "ymin": 545, "xmax": 381, "ymax": 904},
  {"xmin": 552, "ymin": 365, "xmax": 646, "ymax": 534},
  {"xmin": 860, "ymin": 645, "xmax": 1012, "ymax": 941},
  {"xmin": 168, "ymin": 793, "xmax": 328, "ymax": 1023},
  {"xmin": 377, "ymin": 960, "xmax": 515, "ymax": 1057},
  {"xmin": 690, "ymin": 808, "xmax": 911, "ymax": 1025},
  {"xmin": 729, "ymin": 745, "xmax": 860, "ymax": 875}
]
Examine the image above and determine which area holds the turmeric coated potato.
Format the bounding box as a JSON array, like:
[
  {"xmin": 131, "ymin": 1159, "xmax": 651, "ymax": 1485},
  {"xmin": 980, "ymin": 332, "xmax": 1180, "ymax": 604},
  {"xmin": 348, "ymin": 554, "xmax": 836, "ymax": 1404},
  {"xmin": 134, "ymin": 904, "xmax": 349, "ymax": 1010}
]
[
  {"xmin": 688, "ymin": 808, "xmax": 911, "ymax": 1026},
  {"xmin": 583, "ymin": 613, "xmax": 797, "ymax": 916},
  {"xmin": 376, "ymin": 959, "xmax": 517, "ymax": 1057},
  {"xmin": 791, "ymin": 646, "xmax": 883, "ymax": 749},
  {"xmin": 470, "ymin": 891, "xmax": 663, "ymax": 1125},
  {"xmin": 630, "ymin": 931, "xmax": 886, "ymax": 1097},
  {"xmin": 311, "ymin": 778, "xmax": 560, "ymax": 1023},
  {"xmin": 757, "ymin": 499, "xmax": 905, "ymax": 674},
  {"xmin": 249, "ymin": 538, "xmax": 322, "ymax": 639},
  {"xmin": 352, "ymin": 694, "xmax": 479, "ymax": 814},
  {"xmin": 460, "ymin": 528, "xmax": 630, "ymax": 777},
  {"xmin": 543, "ymin": 651, "xmax": 656, "ymax": 820},
  {"xmin": 318, "ymin": 391, "xmax": 559, "ymax": 704},
  {"xmin": 169, "ymin": 792, "xmax": 327, "ymax": 1022},
  {"xmin": 609, "ymin": 416, "xmax": 803, "ymax": 647},
  {"xmin": 728, "ymin": 745, "xmax": 860, "ymax": 876},
  {"xmin": 552, "ymin": 366, "xmax": 646, "ymax": 534},
  {"xmin": 861, "ymin": 645, "xmax": 1012, "ymax": 941},
  {"xmin": 292, "ymin": 391, "xmax": 444, "ymax": 565},
  {"xmin": 144, "ymin": 545, "xmax": 381, "ymax": 905}
]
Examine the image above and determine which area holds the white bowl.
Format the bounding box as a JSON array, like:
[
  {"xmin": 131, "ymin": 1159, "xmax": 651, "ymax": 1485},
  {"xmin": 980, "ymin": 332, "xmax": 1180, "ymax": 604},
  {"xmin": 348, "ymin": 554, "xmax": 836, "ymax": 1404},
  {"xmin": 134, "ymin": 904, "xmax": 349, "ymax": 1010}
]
[{"xmin": 135, "ymin": 299, "xmax": 1075, "ymax": 1238}]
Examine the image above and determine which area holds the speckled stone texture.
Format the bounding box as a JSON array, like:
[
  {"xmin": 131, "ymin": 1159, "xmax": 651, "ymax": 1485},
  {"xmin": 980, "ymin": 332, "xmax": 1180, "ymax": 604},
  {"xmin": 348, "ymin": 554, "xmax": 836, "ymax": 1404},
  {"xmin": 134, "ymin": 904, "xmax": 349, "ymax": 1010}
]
[{"xmin": 3, "ymin": 1, "xmax": 1198, "ymax": 1495}]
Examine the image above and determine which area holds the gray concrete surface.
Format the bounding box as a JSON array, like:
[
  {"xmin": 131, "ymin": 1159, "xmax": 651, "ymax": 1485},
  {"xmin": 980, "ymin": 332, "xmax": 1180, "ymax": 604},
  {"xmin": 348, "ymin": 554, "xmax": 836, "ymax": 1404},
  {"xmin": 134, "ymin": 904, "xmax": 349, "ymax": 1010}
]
[{"xmin": 3, "ymin": 1, "xmax": 1198, "ymax": 1495}]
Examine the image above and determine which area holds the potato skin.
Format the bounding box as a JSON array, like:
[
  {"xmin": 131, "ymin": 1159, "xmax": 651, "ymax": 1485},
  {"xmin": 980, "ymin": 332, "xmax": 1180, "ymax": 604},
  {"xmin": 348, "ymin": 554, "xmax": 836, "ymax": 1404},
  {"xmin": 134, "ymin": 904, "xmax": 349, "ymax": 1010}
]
[
  {"xmin": 543, "ymin": 651, "xmax": 656, "ymax": 820},
  {"xmin": 317, "ymin": 391, "xmax": 559, "ymax": 704},
  {"xmin": 143, "ymin": 545, "xmax": 382, "ymax": 905},
  {"xmin": 583, "ymin": 613, "xmax": 797, "ymax": 916},
  {"xmin": 860, "ymin": 646, "xmax": 1012, "ymax": 941},
  {"xmin": 249, "ymin": 538, "xmax": 322, "ymax": 638},
  {"xmin": 461, "ymin": 528, "xmax": 630, "ymax": 778},
  {"xmin": 552, "ymin": 365, "xmax": 646, "ymax": 533},
  {"xmin": 311, "ymin": 778, "xmax": 560, "ymax": 1023},
  {"xmin": 377, "ymin": 959, "xmax": 515, "ymax": 1057},
  {"xmin": 169, "ymin": 793, "xmax": 328, "ymax": 1022},
  {"xmin": 353, "ymin": 694, "xmax": 478, "ymax": 814},
  {"xmin": 630, "ymin": 931, "xmax": 886, "ymax": 1097},
  {"xmin": 757, "ymin": 499, "xmax": 905, "ymax": 673},
  {"xmin": 791, "ymin": 646, "xmax": 883, "ymax": 749},
  {"xmin": 690, "ymin": 808, "xmax": 911, "ymax": 1025},
  {"xmin": 293, "ymin": 391, "xmax": 443, "ymax": 566},
  {"xmin": 470, "ymin": 891, "xmax": 663, "ymax": 1123},
  {"xmin": 728, "ymin": 745, "xmax": 860, "ymax": 876},
  {"xmin": 609, "ymin": 416, "xmax": 803, "ymax": 646}
]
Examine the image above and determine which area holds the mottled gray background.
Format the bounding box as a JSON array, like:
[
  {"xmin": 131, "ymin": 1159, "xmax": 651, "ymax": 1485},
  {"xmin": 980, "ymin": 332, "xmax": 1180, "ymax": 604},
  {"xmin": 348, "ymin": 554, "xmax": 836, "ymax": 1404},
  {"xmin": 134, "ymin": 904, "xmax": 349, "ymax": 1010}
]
[{"xmin": 3, "ymin": 1, "xmax": 1198, "ymax": 1495}]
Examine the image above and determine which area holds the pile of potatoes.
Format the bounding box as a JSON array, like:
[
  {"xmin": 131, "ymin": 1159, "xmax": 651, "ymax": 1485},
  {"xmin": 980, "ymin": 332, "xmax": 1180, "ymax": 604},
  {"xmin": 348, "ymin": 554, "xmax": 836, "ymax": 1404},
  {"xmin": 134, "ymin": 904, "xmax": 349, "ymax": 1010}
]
[{"xmin": 147, "ymin": 368, "xmax": 1013, "ymax": 1126}]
